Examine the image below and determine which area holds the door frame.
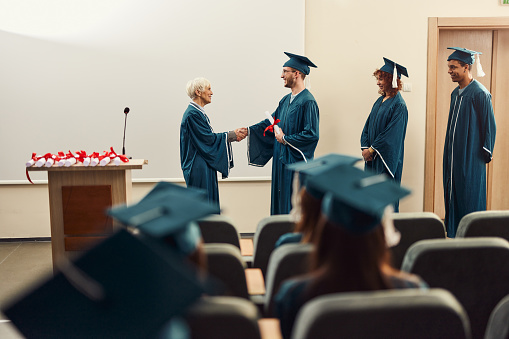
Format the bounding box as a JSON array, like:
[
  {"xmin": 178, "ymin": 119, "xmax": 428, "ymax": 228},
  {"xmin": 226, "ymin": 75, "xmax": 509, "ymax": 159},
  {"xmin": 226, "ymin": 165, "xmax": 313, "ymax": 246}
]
[{"xmin": 424, "ymin": 17, "xmax": 509, "ymax": 212}]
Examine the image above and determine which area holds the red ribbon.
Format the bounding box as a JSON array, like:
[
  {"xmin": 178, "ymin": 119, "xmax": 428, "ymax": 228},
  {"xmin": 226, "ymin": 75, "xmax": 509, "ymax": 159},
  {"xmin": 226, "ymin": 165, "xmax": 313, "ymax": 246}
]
[
  {"xmin": 25, "ymin": 147, "xmax": 129, "ymax": 183},
  {"xmin": 263, "ymin": 118, "xmax": 281, "ymax": 136},
  {"xmin": 26, "ymin": 169, "xmax": 34, "ymax": 184}
]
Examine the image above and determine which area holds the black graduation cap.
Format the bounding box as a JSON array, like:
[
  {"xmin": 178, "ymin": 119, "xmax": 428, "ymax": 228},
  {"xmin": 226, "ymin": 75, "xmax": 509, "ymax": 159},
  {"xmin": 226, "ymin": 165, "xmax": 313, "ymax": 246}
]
[
  {"xmin": 287, "ymin": 153, "xmax": 362, "ymax": 198},
  {"xmin": 447, "ymin": 47, "xmax": 486, "ymax": 77},
  {"xmin": 447, "ymin": 47, "xmax": 481, "ymax": 65},
  {"xmin": 283, "ymin": 52, "xmax": 317, "ymax": 75},
  {"xmin": 108, "ymin": 182, "xmax": 218, "ymax": 254},
  {"xmin": 306, "ymin": 165, "xmax": 411, "ymax": 233},
  {"xmin": 2, "ymin": 229, "xmax": 205, "ymax": 339},
  {"xmin": 380, "ymin": 57, "xmax": 409, "ymax": 79}
]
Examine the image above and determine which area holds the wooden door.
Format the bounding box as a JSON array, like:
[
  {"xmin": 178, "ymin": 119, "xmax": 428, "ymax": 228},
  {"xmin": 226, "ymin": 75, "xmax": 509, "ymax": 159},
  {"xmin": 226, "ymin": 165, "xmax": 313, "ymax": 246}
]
[
  {"xmin": 425, "ymin": 18, "xmax": 509, "ymax": 216},
  {"xmin": 489, "ymin": 30, "xmax": 509, "ymax": 210}
]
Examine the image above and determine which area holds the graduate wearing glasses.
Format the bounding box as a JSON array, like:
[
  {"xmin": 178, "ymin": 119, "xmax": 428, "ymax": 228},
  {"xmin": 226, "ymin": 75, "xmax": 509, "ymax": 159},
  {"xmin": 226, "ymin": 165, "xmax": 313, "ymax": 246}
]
[{"xmin": 247, "ymin": 52, "xmax": 320, "ymax": 215}]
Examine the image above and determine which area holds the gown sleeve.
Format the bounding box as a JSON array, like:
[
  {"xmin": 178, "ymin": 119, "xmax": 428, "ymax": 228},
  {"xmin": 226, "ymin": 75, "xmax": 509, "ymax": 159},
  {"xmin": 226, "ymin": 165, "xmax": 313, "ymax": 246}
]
[
  {"xmin": 360, "ymin": 113, "xmax": 371, "ymax": 149},
  {"xmin": 247, "ymin": 118, "xmax": 274, "ymax": 167},
  {"xmin": 184, "ymin": 111, "xmax": 231, "ymax": 177},
  {"xmin": 476, "ymin": 91, "xmax": 496, "ymax": 163},
  {"xmin": 370, "ymin": 102, "xmax": 408, "ymax": 177}
]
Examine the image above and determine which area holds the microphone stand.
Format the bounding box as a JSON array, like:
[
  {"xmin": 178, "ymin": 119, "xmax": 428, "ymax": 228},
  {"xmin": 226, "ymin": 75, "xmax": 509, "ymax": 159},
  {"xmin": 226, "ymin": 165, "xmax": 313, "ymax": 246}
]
[{"xmin": 122, "ymin": 107, "xmax": 129, "ymax": 156}]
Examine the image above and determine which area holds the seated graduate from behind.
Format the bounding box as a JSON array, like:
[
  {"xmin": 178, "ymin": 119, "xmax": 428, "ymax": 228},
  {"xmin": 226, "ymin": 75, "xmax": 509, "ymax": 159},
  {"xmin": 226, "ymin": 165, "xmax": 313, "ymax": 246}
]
[
  {"xmin": 274, "ymin": 165, "xmax": 428, "ymax": 339},
  {"xmin": 3, "ymin": 181, "xmax": 219, "ymax": 339},
  {"xmin": 180, "ymin": 78, "xmax": 247, "ymax": 208},
  {"xmin": 275, "ymin": 153, "xmax": 362, "ymax": 248}
]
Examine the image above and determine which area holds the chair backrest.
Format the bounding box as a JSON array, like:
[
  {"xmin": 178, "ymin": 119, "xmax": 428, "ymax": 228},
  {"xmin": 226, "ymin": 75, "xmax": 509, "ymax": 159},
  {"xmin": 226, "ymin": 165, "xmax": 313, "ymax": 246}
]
[
  {"xmin": 203, "ymin": 243, "xmax": 249, "ymax": 299},
  {"xmin": 401, "ymin": 237, "xmax": 509, "ymax": 339},
  {"xmin": 485, "ymin": 294, "xmax": 509, "ymax": 339},
  {"xmin": 197, "ymin": 215, "xmax": 240, "ymax": 249},
  {"xmin": 263, "ymin": 243, "xmax": 313, "ymax": 317},
  {"xmin": 390, "ymin": 212, "xmax": 446, "ymax": 269},
  {"xmin": 185, "ymin": 296, "xmax": 261, "ymax": 339},
  {"xmin": 457, "ymin": 210, "xmax": 509, "ymax": 242},
  {"xmin": 291, "ymin": 288, "xmax": 471, "ymax": 339},
  {"xmin": 252, "ymin": 215, "xmax": 296, "ymax": 277}
]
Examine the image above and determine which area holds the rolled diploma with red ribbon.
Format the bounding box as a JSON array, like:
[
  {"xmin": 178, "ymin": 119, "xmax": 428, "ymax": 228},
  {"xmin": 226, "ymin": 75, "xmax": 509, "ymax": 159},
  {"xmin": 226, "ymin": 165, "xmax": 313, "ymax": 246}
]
[
  {"xmin": 83, "ymin": 157, "xmax": 91, "ymax": 166},
  {"xmin": 113, "ymin": 157, "xmax": 121, "ymax": 166},
  {"xmin": 35, "ymin": 158, "xmax": 46, "ymax": 167},
  {"xmin": 26, "ymin": 159, "xmax": 36, "ymax": 167},
  {"xmin": 265, "ymin": 111, "xmax": 281, "ymax": 135},
  {"xmin": 65, "ymin": 157, "xmax": 77, "ymax": 167},
  {"xmin": 90, "ymin": 157, "xmax": 99, "ymax": 166},
  {"xmin": 99, "ymin": 157, "xmax": 111, "ymax": 166},
  {"xmin": 57, "ymin": 158, "xmax": 66, "ymax": 167},
  {"xmin": 45, "ymin": 157, "xmax": 55, "ymax": 167}
]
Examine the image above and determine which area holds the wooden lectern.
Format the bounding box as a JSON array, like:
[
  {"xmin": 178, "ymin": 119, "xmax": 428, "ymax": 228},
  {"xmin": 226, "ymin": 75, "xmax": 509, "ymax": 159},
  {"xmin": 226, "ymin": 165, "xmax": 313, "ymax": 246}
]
[{"xmin": 27, "ymin": 159, "xmax": 147, "ymax": 269}]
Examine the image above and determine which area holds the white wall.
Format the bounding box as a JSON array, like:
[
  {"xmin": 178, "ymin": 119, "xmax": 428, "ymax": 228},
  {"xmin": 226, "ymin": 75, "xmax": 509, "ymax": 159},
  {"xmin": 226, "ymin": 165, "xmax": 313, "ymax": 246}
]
[
  {"xmin": 305, "ymin": 0, "xmax": 508, "ymax": 213},
  {"xmin": 1, "ymin": 0, "xmax": 508, "ymax": 238}
]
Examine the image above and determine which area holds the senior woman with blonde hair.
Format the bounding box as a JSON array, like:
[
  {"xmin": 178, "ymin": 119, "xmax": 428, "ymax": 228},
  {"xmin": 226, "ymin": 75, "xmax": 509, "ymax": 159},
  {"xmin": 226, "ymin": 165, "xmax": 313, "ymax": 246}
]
[{"xmin": 180, "ymin": 77, "xmax": 247, "ymax": 207}]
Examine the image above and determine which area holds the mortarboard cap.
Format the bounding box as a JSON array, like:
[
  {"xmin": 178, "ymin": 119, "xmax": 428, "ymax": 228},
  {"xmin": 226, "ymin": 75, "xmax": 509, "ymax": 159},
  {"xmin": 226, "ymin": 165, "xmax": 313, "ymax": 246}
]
[
  {"xmin": 287, "ymin": 153, "xmax": 362, "ymax": 199},
  {"xmin": 108, "ymin": 182, "xmax": 219, "ymax": 254},
  {"xmin": 447, "ymin": 47, "xmax": 485, "ymax": 77},
  {"xmin": 306, "ymin": 165, "xmax": 410, "ymax": 233},
  {"xmin": 283, "ymin": 52, "xmax": 317, "ymax": 75},
  {"xmin": 380, "ymin": 57, "xmax": 409, "ymax": 89},
  {"xmin": 139, "ymin": 181, "xmax": 207, "ymax": 203},
  {"xmin": 3, "ymin": 229, "xmax": 205, "ymax": 339}
]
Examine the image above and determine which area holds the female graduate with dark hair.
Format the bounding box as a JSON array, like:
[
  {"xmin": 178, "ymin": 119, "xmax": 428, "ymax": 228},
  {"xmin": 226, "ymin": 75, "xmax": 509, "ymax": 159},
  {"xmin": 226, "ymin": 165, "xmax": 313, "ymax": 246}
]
[{"xmin": 274, "ymin": 165, "xmax": 427, "ymax": 339}]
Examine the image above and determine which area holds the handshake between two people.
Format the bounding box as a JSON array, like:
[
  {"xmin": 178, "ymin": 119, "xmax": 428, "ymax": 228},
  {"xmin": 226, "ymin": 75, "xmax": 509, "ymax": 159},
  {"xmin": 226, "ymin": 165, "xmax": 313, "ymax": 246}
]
[
  {"xmin": 233, "ymin": 127, "xmax": 287, "ymax": 143},
  {"xmin": 234, "ymin": 127, "xmax": 248, "ymax": 142}
]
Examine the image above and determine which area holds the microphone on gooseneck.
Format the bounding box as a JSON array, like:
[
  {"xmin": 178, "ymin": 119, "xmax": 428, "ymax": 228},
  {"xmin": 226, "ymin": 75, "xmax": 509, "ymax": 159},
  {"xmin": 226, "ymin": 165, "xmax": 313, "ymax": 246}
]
[{"xmin": 122, "ymin": 107, "xmax": 130, "ymax": 156}]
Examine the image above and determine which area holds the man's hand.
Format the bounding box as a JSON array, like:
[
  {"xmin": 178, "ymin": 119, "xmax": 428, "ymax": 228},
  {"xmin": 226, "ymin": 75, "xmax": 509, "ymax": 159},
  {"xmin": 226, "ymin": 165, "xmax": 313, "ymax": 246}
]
[
  {"xmin": 275, "ymin": 128, "xmax": 285, "ymax": 144},
  {"xmin": 235, "ymin": 127, "xmax": 248, "ymax": 142},
  {"xmin": 362, "ymin": 148, "xmax": 374, "ymax": 161}
]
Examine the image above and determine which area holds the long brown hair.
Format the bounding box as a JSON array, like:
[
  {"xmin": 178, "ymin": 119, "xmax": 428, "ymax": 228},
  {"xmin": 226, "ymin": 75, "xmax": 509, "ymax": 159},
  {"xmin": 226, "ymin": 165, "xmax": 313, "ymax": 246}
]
[
  {"xmin": 374, "ymin": 69, "xmax": 401, "ymax": 97},
  {"xmin": 303, "ymin": 216, "xmax": 393, "ymax": 301},
  {"xmin": 294, "ymin": 188, "xmax": 322, "ymax": 243}
]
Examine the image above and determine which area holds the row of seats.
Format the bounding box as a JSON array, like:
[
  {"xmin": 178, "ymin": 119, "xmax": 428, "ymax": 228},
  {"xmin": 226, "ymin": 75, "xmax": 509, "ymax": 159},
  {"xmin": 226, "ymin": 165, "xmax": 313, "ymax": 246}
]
[
  {"xmin": 198, "ymin": 210, "xmax": 509, "ymax": 339},
  {"xmin": 2, "ymin": 290, "xmax": 508, "ymax": 339}
]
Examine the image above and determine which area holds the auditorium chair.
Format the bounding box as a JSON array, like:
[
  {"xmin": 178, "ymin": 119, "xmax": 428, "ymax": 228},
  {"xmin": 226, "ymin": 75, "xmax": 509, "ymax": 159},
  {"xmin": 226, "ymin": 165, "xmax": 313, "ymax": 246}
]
[
  {"xmin": 252, "ymin": 215, "xmax": 296, "ymax": 277},
  {"xmin": 401, "ymin": 237, "xmax": 509, "ymax": 339},
  {"xmin": 390, "ymin": 212, "xmax": 446, "ymax": 269},
  {"xmin": 203, "ymin": 243, "xmax": 249, "ymax": 299},
  {"xmin": 291, "ymin": 289, "xmax": 471, "ymax": 339},
  {"xmin": 185, "ymin": 296, "xmax": 261, "ymax": 339},
  {"xmin": 197, "ymin": 215, "xmax": 241, "ymax": 249},
  {"xmin": 456, "ymin": 210, "xmax": 509, "ymax": 242},
  {"xmin": 484, "ymin": 294, "xmax": 509, "ymax": 339},
  {"xmin": 263, "ymin": 243, "xmax": 313, "ymax": 317}
]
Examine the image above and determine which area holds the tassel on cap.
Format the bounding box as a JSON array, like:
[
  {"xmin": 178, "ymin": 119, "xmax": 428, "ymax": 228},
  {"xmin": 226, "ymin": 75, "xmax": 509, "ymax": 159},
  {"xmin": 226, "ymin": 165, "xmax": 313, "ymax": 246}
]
[
  {"xmin": 476, "ymin": 54, "xmax": 486, "ymax": 77},
  {"xmin": 392, "ymin": 64, "xmax": 398, "ymax": 88}
]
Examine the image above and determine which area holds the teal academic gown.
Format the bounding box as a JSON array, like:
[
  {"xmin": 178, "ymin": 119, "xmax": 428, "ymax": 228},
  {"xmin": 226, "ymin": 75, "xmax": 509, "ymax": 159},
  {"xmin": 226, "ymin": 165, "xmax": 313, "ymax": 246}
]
[
  {"xmin": 248, "ymin": 89, "xmax": 319, "ymax": 215},
  {"xmin": 180, "ymin": 102, "xmax": 233, "ymax": 208},
  {"xmin": 443, "ymin": 80, "xmax": 496, "ymax": 237},
  {"xmin": 360, "ymin": 92, "xmax": 408, "ymax": 211}
]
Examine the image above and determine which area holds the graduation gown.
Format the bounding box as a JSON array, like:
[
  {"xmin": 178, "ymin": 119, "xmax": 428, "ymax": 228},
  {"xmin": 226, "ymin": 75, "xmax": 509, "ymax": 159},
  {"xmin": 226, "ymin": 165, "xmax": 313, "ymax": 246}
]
[
  {"xmin": 361, "ymin": 92, "xmax": 408, "ymax": 211},
  {"xmin": 180, "ymin": 103, "xmax": 233, "ymax": 207},
  {"xmin": 248, "ymin": 89, "xmax": 319, "ymax": 215},
  {"xmin": 443, "ymin": 80, "xmax": 496, "ymax": 237}
]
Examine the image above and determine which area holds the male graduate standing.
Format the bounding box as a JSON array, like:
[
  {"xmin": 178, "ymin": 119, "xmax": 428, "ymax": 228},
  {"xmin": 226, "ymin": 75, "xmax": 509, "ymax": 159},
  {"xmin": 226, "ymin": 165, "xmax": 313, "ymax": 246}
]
[
  {"xmin": 443, "ymin": 47, "xmax": 496, "ymax": 237},
  {"xmin": 247, "ymin": 52, "xmax": 319, "ymax": 215},
  {"xmin": 361, "ymin": 57, "xmax": 409, "ymax": 212}
]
